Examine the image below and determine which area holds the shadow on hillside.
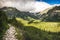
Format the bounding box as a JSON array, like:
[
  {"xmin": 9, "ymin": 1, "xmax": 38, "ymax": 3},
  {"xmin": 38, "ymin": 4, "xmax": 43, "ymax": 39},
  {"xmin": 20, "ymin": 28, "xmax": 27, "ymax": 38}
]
[
  {"xmin": 12, "ymin": 20, "xmax": 60, "ymax": 40},
  {"xmin": 21, "ymin": 26, "xmax": 60, "ymax": 40},
  {"xmin": 0, "ymin": 10, "xmax": 9, "ymax": 40}
]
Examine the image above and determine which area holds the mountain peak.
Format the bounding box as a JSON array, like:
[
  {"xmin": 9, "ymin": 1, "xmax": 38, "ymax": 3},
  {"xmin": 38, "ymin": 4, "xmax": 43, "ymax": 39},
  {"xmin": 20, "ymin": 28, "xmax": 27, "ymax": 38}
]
[{"xmin": 29, "ymin": 2, "xmax": 52, "ymax": 13}]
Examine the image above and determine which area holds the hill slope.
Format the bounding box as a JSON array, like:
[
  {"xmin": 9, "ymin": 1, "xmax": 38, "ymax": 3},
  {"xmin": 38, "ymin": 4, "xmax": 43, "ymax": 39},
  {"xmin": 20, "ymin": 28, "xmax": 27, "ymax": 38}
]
[
  {"xmin": 0, "ymin": 6, "xmax": 60, "ymax": 40},
  {"xmin": 0, "ymin": 7, "xmax": 41, "ymax": 20}
]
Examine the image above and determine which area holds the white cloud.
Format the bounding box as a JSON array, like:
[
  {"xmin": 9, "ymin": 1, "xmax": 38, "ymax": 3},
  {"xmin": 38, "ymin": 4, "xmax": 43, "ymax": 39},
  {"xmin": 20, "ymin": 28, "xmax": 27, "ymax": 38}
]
[
  {"xmin": 30, "ymin": 2, "xmax": 52, "ymax": 13},
  {"xmin": 53, "ymin": 4, "xmax": 60, "ymax": 6},
  {"xmin": 0, "ymin": 0, "xmax": 52, "ymax": 13}
]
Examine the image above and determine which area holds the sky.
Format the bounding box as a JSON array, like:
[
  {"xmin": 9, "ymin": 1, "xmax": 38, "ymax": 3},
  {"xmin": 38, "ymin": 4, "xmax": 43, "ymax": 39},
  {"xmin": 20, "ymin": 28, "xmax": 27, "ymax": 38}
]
[
  {"xmin": 37, "ymin": 0, "xmax": 60, "ymax": 4},
  {"xmin": 0, "ymin": 0, "xmax": 60, "ymax": 13}
]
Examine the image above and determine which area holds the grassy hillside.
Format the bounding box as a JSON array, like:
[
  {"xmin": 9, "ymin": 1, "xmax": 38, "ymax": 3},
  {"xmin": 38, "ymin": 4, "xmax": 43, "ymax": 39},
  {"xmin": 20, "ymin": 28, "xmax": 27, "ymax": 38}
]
[
  {"xmin": 0, "ymin": 10, "xmax": 9, "ymax": 40},
  {"xmin": 0, "ymin": 7, "xmax": 60, "ymax": 40},
  {"xmin": 16, "ymin": 18, "xmax": 60, "ymax": 32},
  {"xmin": 10, "ymin": 17, "xmax": 60, "ymax": 40}
]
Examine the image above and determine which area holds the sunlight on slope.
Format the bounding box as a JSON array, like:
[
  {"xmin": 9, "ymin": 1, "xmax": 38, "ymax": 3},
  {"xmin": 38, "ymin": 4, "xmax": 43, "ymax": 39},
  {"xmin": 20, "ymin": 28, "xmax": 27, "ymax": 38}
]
[
  {"xmin": 40, "ymin": 7, "xmax": 53, "ymax": 14},
  {"xmin": 16, "ymin": 18, "xmax": 60, "ymax": 32}
]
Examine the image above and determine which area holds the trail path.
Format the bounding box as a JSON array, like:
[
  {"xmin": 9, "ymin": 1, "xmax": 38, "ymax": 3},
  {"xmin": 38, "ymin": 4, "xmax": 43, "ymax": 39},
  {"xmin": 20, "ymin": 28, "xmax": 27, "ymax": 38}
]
[{"xmin": 3, "ymin": 24, "xmax": 18, "ymax": 40}]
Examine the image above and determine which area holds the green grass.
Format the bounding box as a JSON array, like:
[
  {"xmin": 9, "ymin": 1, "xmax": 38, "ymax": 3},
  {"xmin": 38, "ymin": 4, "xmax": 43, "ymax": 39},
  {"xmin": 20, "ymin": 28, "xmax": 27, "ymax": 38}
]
[
  {"xmin": 0, "ymin": 22, "xmax": 9, "ymax": 40},
  {"xmin": 16, "ymin": 18, "xmax": 60, "ymax": 32},
  {"xmin": 15, "ymin": 27, "xmax": 24, "ymax": 40},
  {"xmin": 10, "ymin": 17, "xmax": 60, "ymax": 40}
]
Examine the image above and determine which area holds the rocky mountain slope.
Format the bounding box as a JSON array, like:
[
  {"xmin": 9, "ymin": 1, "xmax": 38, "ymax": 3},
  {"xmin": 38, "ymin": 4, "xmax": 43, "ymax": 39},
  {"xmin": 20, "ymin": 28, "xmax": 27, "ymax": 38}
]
[
  {"xmin": 0, "ymin": 7, "xmax": 41, "ymax": 20},
  {"xmin": 0, "ymin": 6, "xmax": 60, "ymax": 40}
]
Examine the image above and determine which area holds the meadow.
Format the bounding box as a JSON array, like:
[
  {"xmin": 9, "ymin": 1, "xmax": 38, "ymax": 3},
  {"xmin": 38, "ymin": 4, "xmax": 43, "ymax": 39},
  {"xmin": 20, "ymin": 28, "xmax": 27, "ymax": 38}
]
[{"xmin": 16, "ymin": 18, "xmax": 60, "ymax": 32}]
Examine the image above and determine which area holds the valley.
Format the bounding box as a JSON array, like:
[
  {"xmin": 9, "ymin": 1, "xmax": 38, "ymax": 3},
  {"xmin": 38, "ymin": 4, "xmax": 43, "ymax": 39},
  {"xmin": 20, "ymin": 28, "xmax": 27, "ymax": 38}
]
[{"xmin": 0, "ymin": 6, "xmax": 60, "ymax": 40}]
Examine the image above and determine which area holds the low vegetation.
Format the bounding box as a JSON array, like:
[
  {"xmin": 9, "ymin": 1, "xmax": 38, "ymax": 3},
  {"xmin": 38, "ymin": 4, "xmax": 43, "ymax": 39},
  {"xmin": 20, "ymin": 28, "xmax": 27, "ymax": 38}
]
[
  {"xmin": 0, "ymin": 6, "xmax": 60, "ymax": 40},
  {"xmin": 10, "ymin": 17, "xmax": 60, "ymax": 40},
  {"xmin": 0, "ymin": 10, "xmax": 9, "ymax": 40},
  {"xmin": 16, "ymin": 18, "xmax": 60, "ymax": 32}
]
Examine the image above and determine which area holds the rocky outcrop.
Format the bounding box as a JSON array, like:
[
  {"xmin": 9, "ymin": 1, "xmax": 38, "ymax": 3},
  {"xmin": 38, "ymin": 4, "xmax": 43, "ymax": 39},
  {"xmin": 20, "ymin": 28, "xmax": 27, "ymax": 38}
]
[{"xmin": 3, "ymin": 24, "xmax": 18, "ymax": 40}]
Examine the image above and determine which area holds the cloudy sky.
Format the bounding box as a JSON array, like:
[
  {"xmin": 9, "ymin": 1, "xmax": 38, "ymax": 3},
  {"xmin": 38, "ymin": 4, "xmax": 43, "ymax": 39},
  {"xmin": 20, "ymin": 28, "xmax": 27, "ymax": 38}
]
[
  {"xmin": 37, "ymin": 0, "xmax": 60, "ymax": 4},
  {"xmin": 0, "ymin": 0, "xmax": 60, "ymax": 13}
]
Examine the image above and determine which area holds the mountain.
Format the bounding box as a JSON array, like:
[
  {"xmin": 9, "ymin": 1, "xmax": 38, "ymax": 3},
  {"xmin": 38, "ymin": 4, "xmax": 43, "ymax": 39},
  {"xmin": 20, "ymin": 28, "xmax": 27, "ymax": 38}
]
[
  {"xmin": 41, "ymin": 6, "xmax": 60, "ymax": 21},
  {"xmin": 0, "ymin": 6, "xmax": 60, "ymax": 22},
  {"xmin": 0, "ymin": 7, "xmax": 41, "ymax": 21},
  {"xmin": 0, "ymin": 5, "xmax": 60, "ymax": 40},
  {"xmin": 40, "ymin": 7, "xmax": 53, "ymax": 15},
  {"xmin": 0, "ymin": 10, "xmax": 9, "ymax": 40}
]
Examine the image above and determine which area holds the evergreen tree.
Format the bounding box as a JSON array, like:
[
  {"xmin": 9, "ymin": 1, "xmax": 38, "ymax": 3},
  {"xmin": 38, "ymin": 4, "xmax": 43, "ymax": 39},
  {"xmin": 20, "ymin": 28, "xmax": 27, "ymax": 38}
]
[{"xmin": 0, "ymin": 10, "xmax": 8, "ymax": 40}]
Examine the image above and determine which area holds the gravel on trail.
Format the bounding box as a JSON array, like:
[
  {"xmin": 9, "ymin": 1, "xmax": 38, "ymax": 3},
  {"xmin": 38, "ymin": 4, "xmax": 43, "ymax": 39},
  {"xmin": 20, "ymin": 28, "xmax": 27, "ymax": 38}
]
[{"xmin": 3, "ymin": 24, "xmax": 18, "ymax": 40}]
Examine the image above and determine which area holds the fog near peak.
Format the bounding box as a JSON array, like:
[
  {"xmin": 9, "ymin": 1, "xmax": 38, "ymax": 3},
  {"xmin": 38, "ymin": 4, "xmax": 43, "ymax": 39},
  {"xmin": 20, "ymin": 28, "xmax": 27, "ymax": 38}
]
[{"xmin": 0, "ymin": 0, "xmax": 52, "ymax": 13}]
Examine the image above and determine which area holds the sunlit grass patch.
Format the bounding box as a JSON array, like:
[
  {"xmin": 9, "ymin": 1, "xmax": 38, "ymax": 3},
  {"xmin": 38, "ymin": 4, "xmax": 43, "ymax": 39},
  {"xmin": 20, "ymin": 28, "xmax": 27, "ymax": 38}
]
[{"xmin": 16, "ymin": 18, "xmax": 60, "ymax": 32}]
